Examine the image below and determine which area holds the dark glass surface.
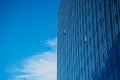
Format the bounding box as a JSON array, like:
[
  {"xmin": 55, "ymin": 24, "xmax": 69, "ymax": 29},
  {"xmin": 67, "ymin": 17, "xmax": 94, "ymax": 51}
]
[{"xmin": 57, "ymin": 0, "xmax": 120, "ymax": 80}]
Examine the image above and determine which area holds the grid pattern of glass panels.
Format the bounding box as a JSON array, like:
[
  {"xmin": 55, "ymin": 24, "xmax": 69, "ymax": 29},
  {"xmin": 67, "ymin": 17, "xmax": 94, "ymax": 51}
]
[{"xmin": 57, "ymin": 0, "xmax": 120, "ymax": 80}]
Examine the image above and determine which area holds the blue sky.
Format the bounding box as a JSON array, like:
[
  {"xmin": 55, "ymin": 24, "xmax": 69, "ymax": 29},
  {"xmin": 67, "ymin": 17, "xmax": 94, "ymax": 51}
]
[{"xmin": 0, "ymin": 0, "xmax": 60, "ymax": 79}]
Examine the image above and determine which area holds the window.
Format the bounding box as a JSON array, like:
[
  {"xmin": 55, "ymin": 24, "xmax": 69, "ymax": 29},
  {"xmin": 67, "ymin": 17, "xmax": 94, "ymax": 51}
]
[
  {"xmin": 101, "ymin": 35, "xmax": 104, "ymax": 44},
  {"xmin": 84, "ymin": 35, "xmax": 87, "ymax": 43},
  {"xmin": 90, "ymin": 38, "xmax": 91, "ymax": 45},
  {"xmin": 64, "ymin": 29, "xmax": 66, "ymax": 34},
  {"xmin": 115, "ymin": 12, "xmax": 119, "ymax": 24}
]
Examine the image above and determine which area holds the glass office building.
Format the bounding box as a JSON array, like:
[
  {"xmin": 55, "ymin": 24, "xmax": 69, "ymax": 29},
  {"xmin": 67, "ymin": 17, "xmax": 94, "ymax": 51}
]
[{"xmin": 57, "ymin": 0, "xmax": 120, "ymax": 80}]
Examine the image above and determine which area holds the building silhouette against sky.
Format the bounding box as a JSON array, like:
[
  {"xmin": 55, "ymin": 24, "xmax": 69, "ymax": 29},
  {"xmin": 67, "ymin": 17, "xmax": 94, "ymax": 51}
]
[{"xmin": 57, "ymin": 0, "xmax": 120, "ymax": 80}]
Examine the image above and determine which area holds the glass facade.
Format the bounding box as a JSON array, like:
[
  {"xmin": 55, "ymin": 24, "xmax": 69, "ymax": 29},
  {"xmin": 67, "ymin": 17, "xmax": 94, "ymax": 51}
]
[{"xmin": 57, "ymin": 0, "xmax": 120, "ymax": 80}]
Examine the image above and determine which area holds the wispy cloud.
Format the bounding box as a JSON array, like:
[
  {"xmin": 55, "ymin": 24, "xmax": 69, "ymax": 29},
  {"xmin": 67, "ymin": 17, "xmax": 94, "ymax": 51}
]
[
  {"xmin": 10, "ymin": 37, "xmax": 57, "ymax": 80},
  {"xmin": 46, "ymin": 37, "xmax": 57, "ymax": 48}
]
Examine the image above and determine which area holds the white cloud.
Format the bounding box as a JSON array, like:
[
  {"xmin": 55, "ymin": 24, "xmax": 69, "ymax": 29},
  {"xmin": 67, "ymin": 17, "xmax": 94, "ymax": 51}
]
[
  {"xmin": 10, "ymin": 38, "xmax": 57, "ymax": 80},
  {"xmin": 46, "ymin": 37, "xmax": 57, "ymax": 48}
]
